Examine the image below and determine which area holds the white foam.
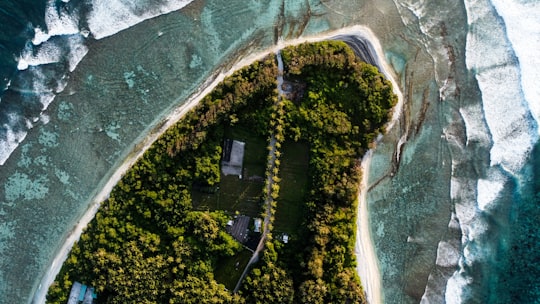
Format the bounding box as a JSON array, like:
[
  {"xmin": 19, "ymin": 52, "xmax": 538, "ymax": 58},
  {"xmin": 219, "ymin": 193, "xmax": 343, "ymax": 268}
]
[
  {"xmin": 451, "ymin": 173, "xmax": 477, "ymax": 225},
  {"xmin": 448, "ymin": 211, "xmax": 460, "ymax": 230},
  {"xmin": 16, "ymin": 58, "xmax": 29, "ymax": 71},
  {"xmin": 40, "ymin": 94, "xmax": 56, "ymax": 113},
  {"xmin": 0, "ymin": 114, "xmax": 31, "ymax": 166},
  {"xmin": 41, "ymin": 114, "xmax": 51, "ymax": 125},
  {"xmin": 55, "ymin": 76, "xmax": 69, "ymax": 94},
  {"xmin": 445, "ymin": 270, "xmax": 470, "ymax": 304},
  {"xmin": 447, "ymin": 1, "xmax": 537, "ymax": 300},
  {"xmin": 401, "ymin": 0, "xmax": 428, "ymax": 20},
  {"xmin": 397, "ymin": 0, "xmax": 430, "ymax": 35},
  {"xmin": 27, "ymin": 69, "xmax": 56, "ymax": 111},
  {"xmin": 32, "ymin": 0, "xmax": 80, "ymax": 46},
  {"xmin": 17, "ymin": 41, "xmax": 63, "ymax": 70},
  {"xmin": 477, "ymin": 169, "xmax": 506, "ymax": 211},
  {"xmin": 435, "ymin": 240, "xmax": 460, "ymax": 268},
  {"xmin": 6, "ymin": 0, "xmax": 88, "ymax": 167},
  {"xmin": 458, "ymin": 105, "xmax": 490, "ymax": 147},
  {"xmin": 3, "ymin": 79, "xmax": 11, "ymax": 91},
  {"xmin": 447, "ymin": 0, "xmax": 538, "ymax": 290},
  {"xmin": 475, "ymin": 65, "xmax": 536, "ymax": 174},
  {"xmin": 32, "ymin": 28, "xmax": 51, "ymax": 46},
  {"xmin": 490, "ymin": 0, "xmax": 540, "ymax": 134},
  {"xmin": 464, "ymin": 0, "xmax": 538, "ymax": 175},
  {"xmin": 464, "ymin": 3, "xmax": 514, "ymax": 70},
  {"xmin": 21, "ymin": 0, "xmax": 87, "ymax": 71},
  {"xmin": 66, "ymin": 35, "xmax": 88, "ymax": 72},
  {"xmin": 0, "ymin": 70, "xmax": 57, "ymax": 168},
  {"xmin": 396, "ymin": 134, "xmax": 407, "ymax": 163},
  {"xmin": 43, "ymin": 0, "xmax": 80, "ymax": 37},
  {"xmin": 87, "ymin": 0, "xmax": 194, "ymax": 39}
]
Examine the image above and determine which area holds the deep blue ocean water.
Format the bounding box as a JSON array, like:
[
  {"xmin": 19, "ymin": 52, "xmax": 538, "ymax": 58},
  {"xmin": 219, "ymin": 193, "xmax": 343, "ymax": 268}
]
[
  {"xmin": 0, "ymin": 0, "xmax": 538, "ymax": 303},
  {"xmin": 0, "ymin": 0, "xmax": 46, "ymax": 87},
  {"xmin": 0, "ymin": 0, "xmax": 46, "ymax": 160}
]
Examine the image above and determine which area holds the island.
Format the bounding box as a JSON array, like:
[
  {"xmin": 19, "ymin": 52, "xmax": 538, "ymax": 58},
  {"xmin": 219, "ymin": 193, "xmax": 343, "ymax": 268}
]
[{"xmin": 46, "ymin": 40, "xmax": 397, "ymax": 304}]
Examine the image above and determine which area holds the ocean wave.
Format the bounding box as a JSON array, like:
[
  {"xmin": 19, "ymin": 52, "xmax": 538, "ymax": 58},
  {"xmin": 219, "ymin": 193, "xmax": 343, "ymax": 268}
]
[
  {"xmin": 1, "ymin": 0, "xmax": 198, "ymax": 167},
  {"xmin": 18, "ymin": 0, "xmax": 85, "ymax": 71},
  {"xmin": 475, "ymin": 65, "xmax": 536, "ymax": 174},
  {"xmin": 490, "ymin": 0, "xmax": 540, "ymax": 134},
  {"xmin": 464, "ymin": 0, "xmax": 538, "ymax": 174},
  {"xmin": 87, "ymin": 0, "xmax": 194, "ymax": 39},
  {"xmin": 17, "ymin": 39, "xmax": 63, "ymax": 71},
  {"xmin": 0, "ymin": 65, "xmax": 58, "ymax": 166},
  {"xmin": 32, "ymin": 0, "xmax": 80, "ymax": 46},
  {"xmin": 435, "ymin": 239, "xmax": 461, "ymax": 268},
  {"xmin": 446, "ymin": 268, "xmax": 471, "ymax": 304},
  {"xmin": 476, "ymin": 169, "xmax": 506, "ymax": 212},
  {"xmin": 446, "ymin": 0, "xmax": 540, "ymax": 302},
  {"xmin": 18, "ymin": 35, "xmax": 88, "ymax": 72},
  {"xmin": 0, "ymin": 114, "xmax": 31, "ymax": 166}
]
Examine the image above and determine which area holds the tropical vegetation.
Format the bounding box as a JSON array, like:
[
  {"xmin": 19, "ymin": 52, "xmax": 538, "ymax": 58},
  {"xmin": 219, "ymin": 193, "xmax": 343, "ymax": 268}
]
[{"xmin": 46, "ymin": 40, "xmax": 396, "ymax": 304}]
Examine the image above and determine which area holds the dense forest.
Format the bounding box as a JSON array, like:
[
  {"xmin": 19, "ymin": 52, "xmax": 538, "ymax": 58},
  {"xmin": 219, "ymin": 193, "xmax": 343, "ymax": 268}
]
[
  {"xmin": 46, "ymin": 41, "xmax": 396, "ymax": 303},
  {"xmin": 241, "ymin": 41, "xmax": 396, "ymax": 304}
]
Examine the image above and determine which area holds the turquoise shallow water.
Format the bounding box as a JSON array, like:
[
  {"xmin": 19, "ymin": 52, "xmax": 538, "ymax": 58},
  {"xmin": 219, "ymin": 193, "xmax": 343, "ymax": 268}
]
[{"xmin": 0, "ymin": 0, "xmax": 538, "ymax": 303}]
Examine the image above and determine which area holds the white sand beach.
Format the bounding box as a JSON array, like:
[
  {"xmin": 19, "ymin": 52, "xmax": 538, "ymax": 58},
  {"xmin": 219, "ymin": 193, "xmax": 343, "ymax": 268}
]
[
  {"xmin": 356, "ymin": 150, "xmax": 383, "ymax": 304},
  {"xmin": 33, "ymin": 25, "xmax": 402, "ymax": 304}
]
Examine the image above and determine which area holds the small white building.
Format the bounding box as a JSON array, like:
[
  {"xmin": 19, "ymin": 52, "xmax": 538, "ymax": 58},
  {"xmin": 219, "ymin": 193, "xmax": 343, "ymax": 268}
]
[
  {"xmin": 67, "ymin": 282, "xmax": 81, "ymax": 304},
  {"xmin": 254, "ymin": 218, "xmax": 262, "ymax": 233},
  {"xmin": 221, "ymin": 139, "xmax": 245, "ymax": 177},
  {"xmin": 67, "ymin": 281, "xmax": 97, "ymax": 304},
  {"xmin": 283, "ymin": 234, "xmax": 289, "ymax": 244}
]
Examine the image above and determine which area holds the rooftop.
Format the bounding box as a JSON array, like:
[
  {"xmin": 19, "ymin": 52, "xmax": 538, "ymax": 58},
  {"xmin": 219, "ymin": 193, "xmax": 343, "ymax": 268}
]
[
  {"xmin": 226, "ymin": 215, "xmax": 250, "ymax": 243},
  {"xmin": 221, "ymin": 139, "xmax": 245, "ymax": 177}
]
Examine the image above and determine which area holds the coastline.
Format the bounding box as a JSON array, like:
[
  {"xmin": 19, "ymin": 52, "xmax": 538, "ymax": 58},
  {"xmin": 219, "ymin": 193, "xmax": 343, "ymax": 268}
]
[
  {"xmin": 356, "ymin": 150, "xmax": 382, "ymax": 304},
  {"xmin": 33, "ymin": 25, "xmax": 401, "ymax": 304}
]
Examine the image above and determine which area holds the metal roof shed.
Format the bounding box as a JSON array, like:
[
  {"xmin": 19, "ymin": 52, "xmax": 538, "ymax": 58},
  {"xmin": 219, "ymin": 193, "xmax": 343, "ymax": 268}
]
[
  {"xmin": 67, "ymin": 282, "xmax": 82, "ymax": 304},
  {"xmin": 78, "ymin": 284, "xmax": 88, "ymax": 301}
]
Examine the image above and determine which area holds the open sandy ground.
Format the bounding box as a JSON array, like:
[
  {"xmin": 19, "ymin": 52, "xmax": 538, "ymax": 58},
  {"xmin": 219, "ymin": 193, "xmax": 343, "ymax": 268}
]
[{"xmin": 33, "ymin": 25, "xmax": 403, "ymax": 304}]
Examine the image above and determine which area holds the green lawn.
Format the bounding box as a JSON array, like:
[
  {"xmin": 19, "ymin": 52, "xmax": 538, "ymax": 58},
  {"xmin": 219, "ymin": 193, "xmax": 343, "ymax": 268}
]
[
  {"xmin": 224, "ymin": 124, "xmax": 267, "ymax": 178},
  {"xmin": 274, "ymin": 141, "xmax": 310, "ymax": 236},
  {"xmin": 213, "ymin": 248, "xmax": 253, "ymax": 290},
  {"xmin": 192, "ymin": 175, "xmax": 263, "ymax": 217},
  {"xmin": 192, "ymin": 124, "xmax": 267, "ymax": 218}
]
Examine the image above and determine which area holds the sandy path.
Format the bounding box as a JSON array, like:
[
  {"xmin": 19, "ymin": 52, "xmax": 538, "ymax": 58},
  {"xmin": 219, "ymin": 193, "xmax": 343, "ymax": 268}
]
[{"xmin": 33, "ymin": 25, "xmax": 402, "ymax": 304}]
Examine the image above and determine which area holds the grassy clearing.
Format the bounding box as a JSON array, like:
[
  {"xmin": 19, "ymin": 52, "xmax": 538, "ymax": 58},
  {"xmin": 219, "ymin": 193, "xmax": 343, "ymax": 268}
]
[
  {"xmin": 214, "ymin": 248, "xmax": 253, "ymax": 290},
  {"xmin": 192, "ymin": 176, "xmax": 263, "ymax": 217},
  {"xmin": 192, "ymin": 124, "xmax": 267, "ymax": 218},
  {"xmin": 274, "ymin": 141, "xmax": 310, "ymax": 236},
  {"xmin": 224, "ymin": 124, "xmax": 267, "ymax": 178}
]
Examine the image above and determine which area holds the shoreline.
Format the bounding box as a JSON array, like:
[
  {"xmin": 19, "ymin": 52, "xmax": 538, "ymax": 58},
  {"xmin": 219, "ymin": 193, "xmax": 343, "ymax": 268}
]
[
  {"xmin": 356, "ymin": 150, "xmax": 382, "ymax": 304},
  {"xmin": 32, "ymin": 25, "xmax": 401, "ymax": 304}
]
